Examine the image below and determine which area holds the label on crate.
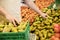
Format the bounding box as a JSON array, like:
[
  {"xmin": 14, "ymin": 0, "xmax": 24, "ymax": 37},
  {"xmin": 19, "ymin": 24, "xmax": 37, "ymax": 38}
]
[{"xmin": 30, "ymin": 33, "xmax": 36, "ymax": 40}]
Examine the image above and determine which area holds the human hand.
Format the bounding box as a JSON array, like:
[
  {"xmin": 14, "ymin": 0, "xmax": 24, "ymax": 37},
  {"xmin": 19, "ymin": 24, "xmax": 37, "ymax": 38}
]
[
  {"xmin": 5, "ymin": 14, "xmax": 19, "ymax": 26},
  {"xmin": 0, "ymin": 7, "xmax": 19, "ymax": 26},
  {"xmin": 40, "ymin": 12, "xmax": 48, "ymax": 18}
]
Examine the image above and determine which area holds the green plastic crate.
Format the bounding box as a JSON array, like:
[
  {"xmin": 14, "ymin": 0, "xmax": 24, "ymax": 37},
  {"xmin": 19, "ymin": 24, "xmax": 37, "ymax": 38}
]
[{"xmin": 0, "ymin": 22, "xmax": 30, "ymax": 40}]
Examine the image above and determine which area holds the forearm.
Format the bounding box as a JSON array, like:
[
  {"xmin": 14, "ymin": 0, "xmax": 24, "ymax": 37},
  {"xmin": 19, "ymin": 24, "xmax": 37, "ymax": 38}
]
[
  {"xmin": 25, "ymin": 0, "xmax": 42, "ymax": 14},
  {"xmin": 0, "ymin": 7, "xmax": 8, "ymax": 15}
]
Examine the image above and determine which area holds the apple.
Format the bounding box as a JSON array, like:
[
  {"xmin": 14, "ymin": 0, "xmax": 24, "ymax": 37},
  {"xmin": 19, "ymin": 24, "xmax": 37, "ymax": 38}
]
[
  {"xmin": 54, "ymin": 33, "xmax": 60, "ymax": 38},
  {"xmin": 50, "ymin": 36, "xmax": 60, "ymax": 40},
  {"xmin": 53, "ymin": 24, "xmax": 60, "ymax": 33}
]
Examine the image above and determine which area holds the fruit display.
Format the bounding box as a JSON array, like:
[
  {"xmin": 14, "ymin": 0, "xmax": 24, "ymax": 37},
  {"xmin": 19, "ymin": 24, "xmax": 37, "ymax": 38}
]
[
  {"xmin": 50, "ymin": 35, "xmax": 60, "ymax": 40},
  {"xmin": 53, "ymin": 24, "xmax": 60, "ymax": 33},
  {"xmin": 50, "ymin": 33, "xmax": 60, "ymax": 40},
  {"xmin": 17, "ymin": 21, "xmax": 28, "ymax": 32},
  {"xmin": 21, "ymin": 6, "xmax": 39, "ymax": 25},
  {"xmin": 54, "ymin": 33, "xmax": 60, "ymax": 38},
  {"xmin": 50, "ymin": 24, "xmax": 60, "ymax": 40},
  {"xmin": 35, "ymin": 0, "xmax": 54, "ymax": 9},
  {"xmin": 0, "ymin": 21, "xmax": 28, "ymax": 32},
  {"xmin": 0, "ymin": 0, "xmax": 60, "ymax": 40},
  {"xmin": 21, "ymin": 0, "xmax": 54, "ymax": 24},
  {"xmin": 30, "ymin": 8, "xmax": 60, "ymax": 40}
]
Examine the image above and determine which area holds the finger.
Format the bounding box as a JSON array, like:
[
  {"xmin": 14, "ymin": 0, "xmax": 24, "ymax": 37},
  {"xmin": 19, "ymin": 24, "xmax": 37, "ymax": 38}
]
[
  {"xmin": 43, "ymin": 16, "xmax": 47, "ymax": 18},
  {"xmin": 14, "ymin": 17, "xmax": 20, "ymax": 24},
  {"xmin": 12, "ymin": 19, "xmax": 17, "ymax": 27},
  {"xmin": 44, "ymin": 14, "xmax": 48, "ymax": 17},
  {"xmin": 45, "ymin": 15, "xmax": 49, "ymax": 18}
]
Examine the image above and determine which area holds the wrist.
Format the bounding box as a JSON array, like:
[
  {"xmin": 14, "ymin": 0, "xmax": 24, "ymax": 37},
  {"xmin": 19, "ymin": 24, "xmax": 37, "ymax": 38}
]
[
  {"xmin": 0, "ymin": 8, "xmax": 7, "ymax": 15},
  {"xmin": 2, "ymin": 10, "xmax": 9, "ymax": 16},
  {"xmin": 37, "ymin": 10, "xmax": 42, "ymax": 14}
]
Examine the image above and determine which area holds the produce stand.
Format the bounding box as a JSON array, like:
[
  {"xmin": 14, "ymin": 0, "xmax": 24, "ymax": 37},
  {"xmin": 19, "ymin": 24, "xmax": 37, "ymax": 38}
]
[
  {"xmin": 21, "ymin": 0, "xmax": 60, "ymax": 40},
  {"xmin": 0, "ymin": 0, "xmax": 60, "ymax": 40}
]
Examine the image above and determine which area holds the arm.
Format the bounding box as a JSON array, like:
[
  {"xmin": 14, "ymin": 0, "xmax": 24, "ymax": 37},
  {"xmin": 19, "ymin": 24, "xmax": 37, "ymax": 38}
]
[
  {"xmin": 0, "ymin": 7, "xmax": 19, "ymax": 26},
  {"xmin": 0, "ymin": 7, "xmax": 7, "ymax": 15},
  {"xmin": 25, "ymin": 0, "xmax": 47, "ymax": 18},
  {"xmin": 25, "ymin": 0, "xmax": 42, "ymax": 14}
]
